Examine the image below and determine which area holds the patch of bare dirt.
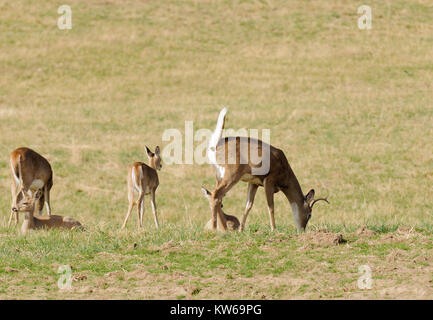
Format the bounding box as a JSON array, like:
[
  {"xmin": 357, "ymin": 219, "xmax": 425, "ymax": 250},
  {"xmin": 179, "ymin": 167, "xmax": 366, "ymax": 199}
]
[
  {"xmin": 385, "ymin": 249, "xmax": 409, "ymax": 263},
  {"xmin": 149, "ymin": 240, "xmax": 182, "ymax": 254},
  {"xmin": 104, "ymin": 271, "xmax": 124, "ymax": 279},
  {"xmin": 187, "ymin": 286, "xmax": 201, "ymax": 296},
  {"xmin": 72, "ymin": 274, "xmax": 87, "ymax": 282},
  {"xmin": 298, "ymin": 229, "xmax": 346, "ymax": 246},
  {"xmin": 396, "ymin": 226, "xmax": 417, "ymax": 238},
  {"xmin": 354, "ymin": 226, "xmax": 377, "ymax": 237},
  {"xmin": 125, "ymin": 269, "xmax": 152, "ymax": 280},
  {"xmin": 297, "ymin": 243, "xmax": 313, "ymax": 251}
]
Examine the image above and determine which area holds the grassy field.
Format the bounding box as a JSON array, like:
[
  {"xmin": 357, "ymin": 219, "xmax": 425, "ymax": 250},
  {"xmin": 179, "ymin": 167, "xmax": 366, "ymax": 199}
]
[{"xmin": 0, "ymin": 0, "xmax": 432, "ymax": 299}]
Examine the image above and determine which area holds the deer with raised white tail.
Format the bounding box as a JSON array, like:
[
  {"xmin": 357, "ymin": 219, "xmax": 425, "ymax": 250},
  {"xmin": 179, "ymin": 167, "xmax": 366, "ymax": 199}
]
[
  {"xmin": 121, "ymin": 146, "xmax": 162, "ymax": 229},
  {"xmin": 8, "ymin": 147, "xmax": 53, "ymax": 227},
  {"xmin": 201, "ymin": 187, "xmax": 239, "ymax": 231},
  {"xmin": 16, "ymin": 189, "xmax": 83, "ymax": 234},
  {"xmin": 207, "ymin": 108, "xmax": 329, "ymax": 232}
]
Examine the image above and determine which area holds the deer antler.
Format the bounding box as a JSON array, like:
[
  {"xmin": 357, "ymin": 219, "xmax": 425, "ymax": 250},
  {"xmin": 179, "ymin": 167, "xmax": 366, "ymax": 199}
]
[
  {"xmin": 310, "ymin": 197, "xmax": 329, "ymax": 208},
  {"xmin": 310, "ymin": 189, "xmax": 330, "ymax": 209}
]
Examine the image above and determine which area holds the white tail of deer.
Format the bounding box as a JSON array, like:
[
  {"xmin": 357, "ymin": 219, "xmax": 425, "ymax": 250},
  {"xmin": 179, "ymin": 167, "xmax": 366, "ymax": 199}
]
[
  {"xmin": 207, "ymin": 108, "xmax": 329, "ymax": 232},
  {"xmin": 8, "ymin": 147, "xmax": 53, "ymax": 227},
  {"xmin": 121, "ymin": 146, "xmax": 162, "ymax": 229},
  {"xmin": 16, "ymin": 189, "xmax": 83, "ymax": 234},
  {"xmin": 201, "ymin": 187, "xmax": 239, "ymax": 231}
]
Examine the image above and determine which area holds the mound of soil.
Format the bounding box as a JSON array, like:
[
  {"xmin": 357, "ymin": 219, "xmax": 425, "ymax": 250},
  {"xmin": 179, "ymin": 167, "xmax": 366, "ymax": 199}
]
[
  {"xmin": 396, "ymin": 226, "xmax": 415, "ymax": 235},
  {"xmin": 298, "ymin": 229, "xmax": 346, "ymax": 246},
  {"xmin": 354, "ymin": 226, "xmax": 377, "ymax": 237}
]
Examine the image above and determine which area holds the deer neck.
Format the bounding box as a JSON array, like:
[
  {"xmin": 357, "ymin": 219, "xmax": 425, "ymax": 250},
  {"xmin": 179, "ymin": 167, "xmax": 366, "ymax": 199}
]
[
  {"xmin": 282, "ymin": 167, "xmax": 305, "ymax": 203},
  {"xmin": 21, "ymin": 211, "xmax": 35, "ymax": 233},
  {"xmin": 288, "ymin": 186, "xmax": 305, "ymax": 206},
  {"xmin": 282, "ymin": 170, "xmax": 307, "ymax": 223},
  {"xmin": 149, "ymin": 158, "xmax": 156, "ymax": 170}
]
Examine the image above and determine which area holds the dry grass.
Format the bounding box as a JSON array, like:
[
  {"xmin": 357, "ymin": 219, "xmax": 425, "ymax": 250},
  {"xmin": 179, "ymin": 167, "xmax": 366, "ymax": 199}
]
[{"xmin": 0, "ymin": 0, "xmax": 432, "ymax": 299}]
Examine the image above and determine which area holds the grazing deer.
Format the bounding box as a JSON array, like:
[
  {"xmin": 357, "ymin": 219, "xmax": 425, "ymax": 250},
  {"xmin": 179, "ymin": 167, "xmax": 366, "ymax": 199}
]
[
  {"xmin": 201, "ymin": 187, "xmax": 239, "ymax": 231},
  {"xmin": 8, "ymin": 147, "xmax": 53, "ymax": 227},
  {"xmin": 207, "ymin": 108, "xmax": 329, "ymax": 232},
  {"xmin": 121, "ymin": 146, "xmax": 162, "ymax": 229},
  {"xmin": 16, "ymin": 189, "xmax": 83, "ymax": 234}
]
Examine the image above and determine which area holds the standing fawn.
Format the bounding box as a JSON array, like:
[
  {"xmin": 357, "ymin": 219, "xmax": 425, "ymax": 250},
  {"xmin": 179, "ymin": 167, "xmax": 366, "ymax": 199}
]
[
  {"xmin": 9, "ymin": 147, "xmax": 53, "ymax": 227},
  {"xmin": 207, "ymin": 108, "xmax": 329, "ymax": 232},
  {"xmin": 121, "ymin": 146, "xmax": 162, "ymax": 229},
  {"xmin": 16, "ymin": 189, "xmax": 83, "ymax": 234},
  {"xmin": 201, "ymin": 187, "xmax": 239, "ymax": 231}
]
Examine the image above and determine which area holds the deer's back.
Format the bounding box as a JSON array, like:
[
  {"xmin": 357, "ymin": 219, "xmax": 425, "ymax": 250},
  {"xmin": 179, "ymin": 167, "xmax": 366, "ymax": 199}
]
[
  {"xmin": 11, "ymin": 147, "xmax": 53, "ymax": 186},
  {"xmin": 34, "ymin": 215, "xmax": 83, "ymax": 230},
  {"xmin": 130, "ymin": 162, "xmax": 159, "ymax": 192},
  {"xmin": 215, "ymin": 137, "xmax": 291, "ymax": 186}
]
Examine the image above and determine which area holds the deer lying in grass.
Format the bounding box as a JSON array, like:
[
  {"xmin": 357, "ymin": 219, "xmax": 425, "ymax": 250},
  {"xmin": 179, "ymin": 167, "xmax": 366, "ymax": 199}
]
[
  {"xmin": 207, "ymin": 108, "xmax": 329, "ymax": 232},
  {"xmin": 9, "ymin": 147, "xmax": 53, "ymax": 227},
  {"xmin": 201, "ymin": 187, "xmax": 239, "ymax": 231},
  {"xmin": 16, "ymin": 189, "xmax": 83, "ymax": 234},
  {"xmin": 121, "ymin": 146, "xmax": 162, "ymax": 229}
]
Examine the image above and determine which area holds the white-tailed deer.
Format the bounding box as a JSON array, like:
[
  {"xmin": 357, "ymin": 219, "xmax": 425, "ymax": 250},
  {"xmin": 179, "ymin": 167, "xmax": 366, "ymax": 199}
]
[
  {"xmin": 16, "ymin": 189, "xmax": 83, "ymax": 234},
  {"xmin": 201, "ymin": 187, "xmax": 239, "ymax": 231},
  {"xmin": 121, "ymin": 146, "xmax": 162, "ymax": 229},
  {"xmin": 207, "ymin": 108, "xmax": 329, "ymax": 232},
  {"xmin": 8, "ymin": 147, "xmax": 53, "ymax": 227}
]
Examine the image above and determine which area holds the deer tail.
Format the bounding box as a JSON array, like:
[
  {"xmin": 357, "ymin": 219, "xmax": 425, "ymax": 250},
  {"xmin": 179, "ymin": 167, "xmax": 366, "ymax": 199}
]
[{"xmin": 207, "ymin": 107, "xmax": 227, "ymax": 165}]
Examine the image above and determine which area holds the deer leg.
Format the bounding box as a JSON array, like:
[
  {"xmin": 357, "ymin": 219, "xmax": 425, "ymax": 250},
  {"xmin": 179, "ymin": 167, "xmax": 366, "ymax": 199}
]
[
  {"xmin": 8, "ymin": 210, "xmax": 16, "ymax": 228},
  {"xmin": 239, "ymin": 183, "xmax": 259, "ymax": 232},
  {"xmin": 150, "ymin": 189, "xmax": 159, "ymax": 229},
  {"xmin": 210, "ymin": 177, "xmax": 240, "ymax": 232},
  {"xmin": 122, "ymin": 203, "xmax": 135, "ymax": 229},
  {"xmin": 209, "ymin": 195, "xmax": 220, "ymax": 231},
  {"xmin": 8, "ymin": 178, "xmax": 19, "ymax": 227},
  {"xmin": 264, "ymin": 178, "xmax": 276, "ymax": 232},
  {"xmin": 137, "ymin": 192, "xmax": 145, "ymax": 228},
  {"xmin": 8, "ymin": 209, "xmax": 18, "ymax": 228},
  {"xmin": 211, "ymin": 174, "xmax": 224, "ymax": 230},
  {"xmin": 36, "ymin": 194, "xmax": 44, "ymax": 216},
  {"xmin": 44, "ymin": 184, "xmax": 51, "ymax": 216},
  {"xmin": 121, "ymin": 187, "xmax": 135, "ymax": 229}
]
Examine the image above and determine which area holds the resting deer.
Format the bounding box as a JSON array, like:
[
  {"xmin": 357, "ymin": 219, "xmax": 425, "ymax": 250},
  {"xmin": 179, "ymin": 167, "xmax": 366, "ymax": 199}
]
[
  {"xmin": 16, "ymin": 189, "xmax": 83, "ymax": 234},
  {"xmin": 121, "ymin": 146, "xmax": 162, "ymax": 229},
  {"xmin": 8, "ymin": 147, "xmax": 53, "ymax": 227},
  {"xmin": 207, "ymin": 108, "xmax": 329, "ymax": 232},
  {"xmin": 201, "ymin": 187, "xmax": 239, "ymax": 231}
]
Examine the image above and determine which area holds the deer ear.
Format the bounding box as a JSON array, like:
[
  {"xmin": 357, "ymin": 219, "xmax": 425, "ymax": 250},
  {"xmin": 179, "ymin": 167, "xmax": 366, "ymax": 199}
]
[
  {"xmin": 155, "ymin": 146, "xmax": 160, "ymax": 155},
  {"xmin": 201, "ymin": 187, "xmax": 211, "ymax": 199},
  {"xmin": 145, "ymin": 146, "xmax": 153, "ymax": 157},
  {"xmin": 305, "ymin": 189, "xmax": 315, "ymax": 204}
]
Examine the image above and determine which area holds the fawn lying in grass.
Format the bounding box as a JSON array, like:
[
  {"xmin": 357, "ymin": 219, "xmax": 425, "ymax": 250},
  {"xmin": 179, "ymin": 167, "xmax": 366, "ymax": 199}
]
[
  {"xmin": 201, "ymin": 187, "xmax": 239, "ymax": 231},
  {"xmin": 16, "ymin": 189, "xmax": 83, "ymax": 234}
]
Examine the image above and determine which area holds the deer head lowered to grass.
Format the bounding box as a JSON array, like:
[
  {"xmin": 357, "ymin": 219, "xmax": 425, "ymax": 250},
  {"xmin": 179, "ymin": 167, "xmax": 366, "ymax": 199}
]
[
  {"xmin": 16, "ymin": 189, "xmax": 83, "ymax": 234},
  {"xmin": 206, "ymin": 108, "xmax": 329, "ymax": 232},
  {"xmin": 8, "ymin": 147, "xmax": 53, "ymax": 227}
]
